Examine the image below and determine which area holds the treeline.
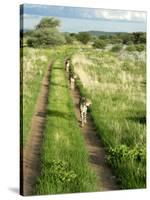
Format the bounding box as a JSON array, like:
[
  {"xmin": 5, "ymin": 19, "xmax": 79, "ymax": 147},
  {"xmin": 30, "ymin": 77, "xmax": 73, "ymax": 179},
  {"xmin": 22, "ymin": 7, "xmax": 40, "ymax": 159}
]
[
  {"xmin": 70, "ymin": 31, "xmax": 146, "ymax": 45},
  {"xmin": 73, "ymin": 31, "xmax": 146, "ymax": 52},
  {"xmin": 21, "ymin": 17, "xmax": 146, "ymax": 52},
  {"xmin": 92, "ymin": 32, "xmax": 146, "ymax": 52}
]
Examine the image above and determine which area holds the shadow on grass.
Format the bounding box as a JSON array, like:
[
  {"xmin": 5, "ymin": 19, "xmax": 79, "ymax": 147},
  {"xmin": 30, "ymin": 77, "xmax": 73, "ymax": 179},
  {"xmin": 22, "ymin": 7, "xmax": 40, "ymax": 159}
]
[
  {"xmin": 53, "ymin": 67, "xmax": 63, "ymax": 70},
  {"xmin": 50, "ymin": 81, "xmax": 67, "ymax": 88},
  {"xmin": 46, "ymin": 109, "xmax": 72, "ymax": 120},
  {"xmin": 127, "ymin": 116, "xmax": 146, "ymax": 124}
]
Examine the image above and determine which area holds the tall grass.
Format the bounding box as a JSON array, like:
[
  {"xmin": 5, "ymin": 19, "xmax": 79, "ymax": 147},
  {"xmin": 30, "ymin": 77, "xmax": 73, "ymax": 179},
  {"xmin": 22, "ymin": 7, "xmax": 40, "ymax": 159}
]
[
  {"xmin": 21, "ymin": 47, "xmax": 54, "ymax": 146},
  {"xmin": 72, "ymin": 47, "xmax": 146, "ymax": 189},
  {"xmin": 34, "ymin": 48, "xmax": 97, "ymax": 195}
]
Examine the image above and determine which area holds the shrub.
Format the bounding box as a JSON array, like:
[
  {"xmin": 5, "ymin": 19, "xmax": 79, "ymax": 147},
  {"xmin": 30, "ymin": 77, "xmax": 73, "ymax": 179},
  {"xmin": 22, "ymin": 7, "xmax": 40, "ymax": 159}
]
[
  {"xmin": 77, "ymin": 32, "xmax": 91, "ymax": 44},
  {"xmin": 132, "ymin": 32, "xmax": 146, "ymax": 44},
  {"xmin": 27, "ymin": 37, "xmax": 39, "ymax": 48},
  {"xmin": 135, "ymin": 44, "xmax": 145, "ymax": 52},
  {"xmin": 93, "ymin": 39, "xmax": 106, "ymax": 49},
  {"xmin": 126, "ymin": 45, "xmax": 136, "ymax": 52},
  {"xmin": 111, "ymin": 44, "xmax": 122, "ymax": 52},
  {"xmin": 126, "ymin": 41, "xmax": 134, "ymax": 45},
  {"xmin": 64, "ymin": 34, "xmax": 74, "ymax": 44}
]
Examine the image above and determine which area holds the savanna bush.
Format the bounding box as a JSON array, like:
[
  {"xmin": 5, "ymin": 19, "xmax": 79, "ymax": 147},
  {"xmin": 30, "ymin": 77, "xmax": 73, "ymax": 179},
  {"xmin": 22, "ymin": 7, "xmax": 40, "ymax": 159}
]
[
  {"xmin": 126, "ymin": 45, "xmax": 136, "ymax": 52},
  {"xmin": 111, "ymin": 44, "xmax": 122, "ymax": 52},
  {"xmin": 93, "ymin": 39, "xmax": 107, "ymax": 49},
  {"xmin": 76, "ymin": 32, "xmax": 91, "ymax": 44},
  {"xmin": 135, "ymin": 44, "xmax": 145, "ymax": 52}
]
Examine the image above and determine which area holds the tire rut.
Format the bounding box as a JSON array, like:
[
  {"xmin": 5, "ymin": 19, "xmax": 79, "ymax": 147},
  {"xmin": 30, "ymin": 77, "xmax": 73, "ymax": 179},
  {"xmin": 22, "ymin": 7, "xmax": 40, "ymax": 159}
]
[
  {"xmin": 20, "ymin": 61, "xmax": 53, "ymax": 196},
  {"xmin": 70, "ymin": 88, "xmax": 119, "ymax": 191}
]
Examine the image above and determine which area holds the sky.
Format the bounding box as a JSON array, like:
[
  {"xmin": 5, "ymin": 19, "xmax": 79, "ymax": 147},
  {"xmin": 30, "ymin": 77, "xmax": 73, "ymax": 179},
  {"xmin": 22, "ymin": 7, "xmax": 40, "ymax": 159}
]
[{"xmin": 20, "ymin": 4, "xmax": 147, "ymax": 33}]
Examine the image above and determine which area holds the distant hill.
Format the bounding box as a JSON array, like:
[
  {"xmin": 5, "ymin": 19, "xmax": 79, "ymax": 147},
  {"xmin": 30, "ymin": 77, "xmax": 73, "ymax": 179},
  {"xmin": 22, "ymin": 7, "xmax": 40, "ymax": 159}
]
[{"xmin": 86, "ymin": 30, "xmax": 123, "ymax": 36}]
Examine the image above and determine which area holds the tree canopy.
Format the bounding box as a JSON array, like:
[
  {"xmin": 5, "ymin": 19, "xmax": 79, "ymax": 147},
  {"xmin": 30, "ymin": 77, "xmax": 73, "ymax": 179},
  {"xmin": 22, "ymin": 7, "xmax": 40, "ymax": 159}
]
[
  {"xmin": 26, "ymin": 17, "xmax": 65, "ymax": 48},
  {"xmin": 76, "ymin": 32, "xmax": 91, "ymax": 44},
  {"xmin": 93, "ymin": 39, "xmax": 107, "ymax": 49},
  {"xmin": 36, "ymin": 17, "xmax": 60, "ymax": 29}
]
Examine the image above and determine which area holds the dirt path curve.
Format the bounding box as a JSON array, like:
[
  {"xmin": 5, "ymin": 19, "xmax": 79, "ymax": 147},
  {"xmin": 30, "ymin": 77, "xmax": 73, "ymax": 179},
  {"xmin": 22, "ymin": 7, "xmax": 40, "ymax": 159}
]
[
  {"xmin": 20, "ymin": 61, "xmax": 53, "ymax": 196},
  {"xmin": 70, "ymin": 88, "xmax": 119, "ymax": 191}
]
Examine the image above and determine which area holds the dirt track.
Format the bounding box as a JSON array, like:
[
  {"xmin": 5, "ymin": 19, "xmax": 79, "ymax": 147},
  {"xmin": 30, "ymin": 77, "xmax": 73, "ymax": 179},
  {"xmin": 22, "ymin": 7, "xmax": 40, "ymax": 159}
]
[
  {"xmin": 20, "ymin": 61, "xmax": 53, "ymax": 196},
  {"xmin": 70, "ymin": 88, "xmax": 119, "ymax": 191},
  {"xmin": 21, "ymin": 59, "xmax": 118, "ymax": 195}
]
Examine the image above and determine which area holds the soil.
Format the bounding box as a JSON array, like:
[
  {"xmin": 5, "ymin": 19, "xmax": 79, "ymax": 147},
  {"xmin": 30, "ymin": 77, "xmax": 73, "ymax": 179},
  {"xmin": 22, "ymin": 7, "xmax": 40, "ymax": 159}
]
[
  {"xmin": 20, "ymin": 61, "xmax": 53, "ymax": 196},
  {"xmin": 70, "ymin": 88, "xmax": 119, "ymax": 191}
]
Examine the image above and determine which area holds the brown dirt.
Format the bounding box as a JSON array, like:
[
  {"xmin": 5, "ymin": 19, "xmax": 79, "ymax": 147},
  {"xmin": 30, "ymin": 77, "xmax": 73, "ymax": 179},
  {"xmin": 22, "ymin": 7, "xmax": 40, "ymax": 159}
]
[
  {"xmin": 70, "ymin": 88, "xmax": 119, "ymax": 191},
  {"xmin": 20, "ymin": 61, "xmax": 53, "ymax": 196}
]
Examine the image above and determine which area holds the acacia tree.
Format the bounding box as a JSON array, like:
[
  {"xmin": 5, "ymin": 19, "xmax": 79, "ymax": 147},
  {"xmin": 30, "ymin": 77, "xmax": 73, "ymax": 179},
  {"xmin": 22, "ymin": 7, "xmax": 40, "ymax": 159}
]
[{"xmin": 27, "ymin": 17, "xmax": 65, "ymax": 47}]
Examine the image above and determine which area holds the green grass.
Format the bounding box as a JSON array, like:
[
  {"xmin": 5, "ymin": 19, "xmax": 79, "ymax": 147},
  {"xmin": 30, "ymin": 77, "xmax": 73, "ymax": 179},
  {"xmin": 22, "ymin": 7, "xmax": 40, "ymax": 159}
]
[
  {"xmin": 22, "ymin": 44, "xmax": 146, "ymax": 192},
  {"xmin": 72, "ymin": 45, "xmax": 146, "ymax": 189},
  {"xmin": 34, "ymin": 48, "xmax": 97, "ymax": 195},
  {"xmin": 21, "ymin": 47, "xmax": 55, "ymax": 146}
]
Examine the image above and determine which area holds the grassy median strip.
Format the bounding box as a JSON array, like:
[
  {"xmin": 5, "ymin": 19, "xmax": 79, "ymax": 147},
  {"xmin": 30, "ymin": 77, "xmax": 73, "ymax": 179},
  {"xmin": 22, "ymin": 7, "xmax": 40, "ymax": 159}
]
[{"xmin": 34, "ymin": 52, "xmax": 97, "ymax": 195}]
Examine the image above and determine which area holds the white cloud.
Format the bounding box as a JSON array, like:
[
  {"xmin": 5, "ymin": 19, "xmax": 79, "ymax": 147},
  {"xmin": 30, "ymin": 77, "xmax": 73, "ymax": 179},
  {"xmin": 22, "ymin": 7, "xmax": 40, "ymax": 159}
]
[
  {"xmin": 94, "ymin": 9, "xmax": 146, "ymax": 22},
  {"xmin": 22, "ymin": 4, "xmax": 146, "ymax": 22}
]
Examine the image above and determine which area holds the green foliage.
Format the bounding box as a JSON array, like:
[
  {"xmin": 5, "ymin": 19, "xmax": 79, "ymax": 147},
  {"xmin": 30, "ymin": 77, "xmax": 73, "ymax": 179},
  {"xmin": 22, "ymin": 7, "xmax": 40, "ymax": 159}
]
[
  {"xmin": 132, "ymin": 32, "xmax": 146, "ymax": 44},
  {"xmin": 27, "ymin": 29, "xmax": 65, "ymax": 48},
  {"xmin": 138, "ymin": 32, "xmax": 146, "ymax": 43},
  {"xmin": 126, "ymin": 44, "xmax": 145, "ymax": 52},
  {"xmin": 72, "ymin": 47, "xmax": 146, "ymax": 189},
  {"xmin": 109, "ymin": 35, "xmax": 123, "ymax": 44},
  {"xmin": 98, "ymin": 35, "xmax": 108, "ymax": 40},
  {"xmin": 21, "ymin": 48, "xmax": 51, "ymax": 146},
  {"xmin": 93, "ymin": 39, "xmax": 106, "ymax": 49},
  {"xmin": 126, "ymin": 45, "xmax": 136, "ymax": 52},
  {"xmin": 106, "ymin": 145, "xmax": 146, "ymax": 167},
  {"xmin": 26, "ymin": 17, "xmax": 65, "ymax": 48},
  {"xmin": 64, "ymin": 33, "xmax": 74, "ymax": 44},
  {"xmin": 40, "ymin": 160, "xmax": 77, "ymax": 184},
  {"xmin": 27, "ymin": 37, "xmax": 38, "ymax": 48},
  {"xmin": 70, "ymin": 33, "xmax": 77, "ymax": 37},
  {"xmin": 135, "ymin": 44, "xmax": 145, "ymax": 52},
  {"xmin": 111, "ymin": 44, "xmax": 122, "ymax": 52},
  {"xmin": 36, "ymin": 17, "xmax": 60, "ymax": 29},
  {"xmin": 34, "ymin": 49, "xmax": 97, "ymax": 195},
  {"xmin": 118, "ymin": 33, "xmax": 133, "ymax": 44},
  {"xmin": 75, "ymin": 77, "xmax": 87, "ymax": 98},
  {"xmin": 126, "ymin": 41, "xmax": 134, "ymax": 45},
  {"xmin": 106, "ymin": 145, "xmax": 146, "ymax": 188},
  {"xmin": 114, "ymin": 32, "xmax": 146, "ymax": 45},
  {"xmin": 22, "ymin": 44, "xmax": 146, "ymax": 192},
  {"xmin": 77, "ymin": 32, "xmax": 91, "ymax": 44}
]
